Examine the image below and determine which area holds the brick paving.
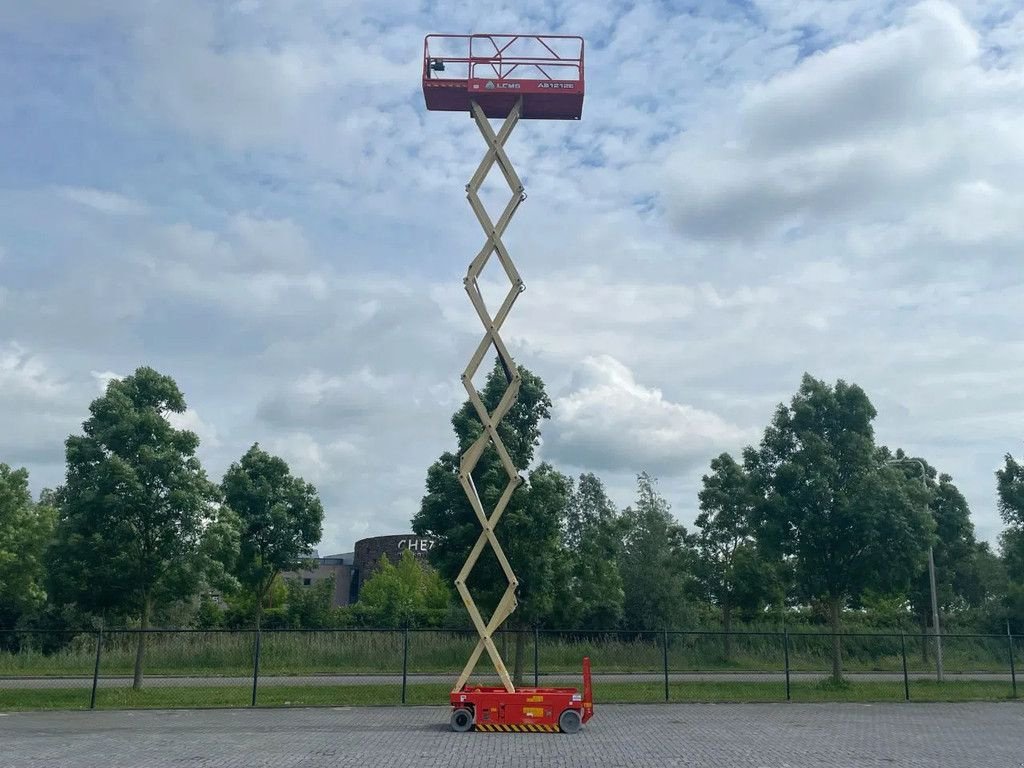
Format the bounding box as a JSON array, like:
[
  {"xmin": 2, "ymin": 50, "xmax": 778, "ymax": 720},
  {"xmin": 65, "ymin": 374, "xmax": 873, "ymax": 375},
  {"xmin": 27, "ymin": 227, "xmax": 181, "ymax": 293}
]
[{"xmin": 1, "ymin": 702, "xmax": 1022, "ymax": 767}]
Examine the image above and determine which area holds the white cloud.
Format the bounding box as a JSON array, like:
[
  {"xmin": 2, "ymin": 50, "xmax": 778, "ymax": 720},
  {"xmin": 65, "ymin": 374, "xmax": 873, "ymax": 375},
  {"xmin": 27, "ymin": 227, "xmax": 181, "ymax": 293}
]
[
  {"xmin": 166, "ymin": 408, "xmax": 221, "ymax": 450},
  {"xmin": 130, "ymin": 2, "xmax": 419, "ymax": 153},
  {"xmin": 740, "ymin": 0, "xmax": 979, "ymax": 152},
  {"xmin": 264, "ymin": 431, "xmax": 360, "ymax": 486},
  {"xmin": 0, "ymin": 344, "xmax": 85, "ymax": 478},
  {"xmin": 257, "ymin": 368, "xmax": 400, "ymax": 430},
  {"xmin": 228, "ymin": 214, "xmax": 310, "ymax": 270},
  {"xmin": 546, "ymin": 356, "xmax": 752, "ymax": 476},
  {"xmin": 57, "ymin": 187, "xmax": 148, "ymax": 216},
  {"xmin": 3, "ymin": 0, "xmax": 1022, "ymax": 551},
  {"xmin": 0, "ymin": 343, "xmax": 67, "ymax": 401},
  {"xmin": 90, "ymin": 370, "xmax": 122, "ymax": 392},
  {"xmin": 663, "ymin": 0, "xmax": 1024, "ymax": 244}
]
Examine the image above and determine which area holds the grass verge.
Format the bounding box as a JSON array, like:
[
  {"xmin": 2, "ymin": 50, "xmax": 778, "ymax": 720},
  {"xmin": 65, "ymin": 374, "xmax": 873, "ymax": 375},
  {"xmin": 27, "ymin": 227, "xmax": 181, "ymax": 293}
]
[{"xmin": 0, "ymin": 679, "xmax": 1018, "ymax": 712}]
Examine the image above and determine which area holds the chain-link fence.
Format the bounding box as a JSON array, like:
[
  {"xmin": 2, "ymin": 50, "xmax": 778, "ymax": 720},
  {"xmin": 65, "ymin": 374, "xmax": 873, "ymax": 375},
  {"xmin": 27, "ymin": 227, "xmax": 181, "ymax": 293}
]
[
  {"xmin": 0, "ymin": 629, "xmax": 99, "ymax": 710},
  {"xmin": 0, "ymin": 627, "xmax": 1019, "ymax": 710}
]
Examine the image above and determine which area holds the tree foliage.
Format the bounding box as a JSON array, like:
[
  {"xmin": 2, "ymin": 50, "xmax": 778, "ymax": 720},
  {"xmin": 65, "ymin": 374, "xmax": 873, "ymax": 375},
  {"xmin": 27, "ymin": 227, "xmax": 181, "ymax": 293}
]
[
  {"xmin": 356, "ymin": 550, "xmax": 449, "ymax": 627},
  {"xmin": 220, "ymin": 443, "xmax": 324, "ymax": 628},
  {"xmin": 998, "ymin": 452, "xmax": 1024, "ymax": 528},
  {"xmin": 746, "ymin": 375, "xmax": 933, "ymax": 680},
  {"xmin": 48, "ymin": 367, "xmax": 217, "ymax": 687},
  {"xmin": 413, "ymin": 361, "xmax": 568, "ymax": 682},
  {"xmin": 998, "ymin": 450, "xmax": 1024, "ymax": 629},
  {"xmin": 695, "ymin": 453, "xmax": 779, "ymax": 652},
  {"xmin": 555, "ymin": 473, "xmax": 625, "ymax": 630},
  {"xmin": 281, "ymin": 575, "xmax": 340, "ymax": 629},
  {"xmin": 619, "ymin": 472, "xmax": 693, "ymax": 631},
  {"xmin": 0, "ymin": 465, "xmax": 56, "ymax": 628},
  {"xmin": 891, "ymin": 457, "xmax": 978, "ymax": 626}
]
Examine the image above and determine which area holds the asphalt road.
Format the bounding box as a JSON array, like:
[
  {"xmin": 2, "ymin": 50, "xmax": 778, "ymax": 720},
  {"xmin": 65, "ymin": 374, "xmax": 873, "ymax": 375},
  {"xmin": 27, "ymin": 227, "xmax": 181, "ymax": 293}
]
[
  {"xmin": 0, "ymin": 671, "xmax": 1012, "ymax": 688},
  {"xmin": 2, "ymin": 702, "xmax": 1022, "ymax": 767}
]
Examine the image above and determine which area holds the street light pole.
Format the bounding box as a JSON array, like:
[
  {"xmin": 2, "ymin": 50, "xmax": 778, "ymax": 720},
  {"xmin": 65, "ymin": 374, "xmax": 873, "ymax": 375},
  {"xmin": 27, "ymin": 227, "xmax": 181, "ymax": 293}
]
[
  {"xmin": 885, "ymin": 457, "xmax": 943, "ymax": 682},
  {"xmin": 927, "ymin": 545, "xmax": 943, "ymax": 682}
]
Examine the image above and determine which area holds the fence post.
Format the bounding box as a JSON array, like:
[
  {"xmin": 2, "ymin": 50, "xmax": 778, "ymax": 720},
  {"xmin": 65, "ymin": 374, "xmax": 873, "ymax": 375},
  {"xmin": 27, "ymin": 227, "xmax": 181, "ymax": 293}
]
[
  {"xmin": 900, "ymin": 632, "xmax": 910, "ymax": 701},
  {"xmin": 90, "ymin": 628, "xmax": 102, "ymax": 710},
  {"xmin": 533, "ymin": 626, "xmax": 539, "ymax": 688},
  {"xmin": 1009, "ymin": 621, "xmax": 1017, "ymax": 699},
  {"xmin": 783, "ymin": 629, "xmax": 791, "ymax": 701},
  {"xmin": 662, "ymin": 629, "xmax": 670, "ymax": 702},
  {"xmin": 402, "ymin": 626, "xmax": 409, "ymax": 705},
  {"xmin": 250, "ymin": 629, "xmax": 262, "ymax": 707}
]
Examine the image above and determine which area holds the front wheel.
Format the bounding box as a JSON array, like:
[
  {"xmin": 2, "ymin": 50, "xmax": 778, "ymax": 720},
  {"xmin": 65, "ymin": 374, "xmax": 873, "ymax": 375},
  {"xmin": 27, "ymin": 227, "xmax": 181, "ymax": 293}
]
[
  {"xmin": 558, "ymin": 708, "xmax": 582, "ymax": 734},
  {"xmin": 451, "ymin": 707, "xmax": 474, "ymax": 732}
]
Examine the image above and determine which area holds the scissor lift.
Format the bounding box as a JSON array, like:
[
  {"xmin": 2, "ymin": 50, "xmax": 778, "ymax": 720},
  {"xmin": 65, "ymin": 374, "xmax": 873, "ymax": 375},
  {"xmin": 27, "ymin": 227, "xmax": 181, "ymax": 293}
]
[{"xmin": 422, "ymin": 34, "xmax": 592, "ymax": 734}]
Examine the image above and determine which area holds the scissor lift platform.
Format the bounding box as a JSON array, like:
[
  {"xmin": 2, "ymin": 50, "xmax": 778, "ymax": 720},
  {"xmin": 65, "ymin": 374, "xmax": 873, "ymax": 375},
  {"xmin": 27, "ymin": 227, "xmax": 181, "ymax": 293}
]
[
  {"xmin": 423, "ymin": 34, "xmax": 584, "ymax": 120},
  {"xmin": 450, "ymin": 658, "xmax": 593, "ymax": 733}
]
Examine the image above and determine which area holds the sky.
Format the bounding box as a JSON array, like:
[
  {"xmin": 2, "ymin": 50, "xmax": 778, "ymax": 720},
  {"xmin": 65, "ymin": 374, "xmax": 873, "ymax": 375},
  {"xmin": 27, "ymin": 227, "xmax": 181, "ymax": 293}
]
[{"xmin": 1, "ymin": 0, "xmax": 1022, "ymax": 554}]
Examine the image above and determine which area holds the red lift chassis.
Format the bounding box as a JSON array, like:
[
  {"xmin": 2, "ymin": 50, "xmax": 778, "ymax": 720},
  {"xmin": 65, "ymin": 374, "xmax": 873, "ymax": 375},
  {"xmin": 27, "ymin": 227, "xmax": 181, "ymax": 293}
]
[{"xmin": 450, "ymin": 657, "xmax": 593, "ymax": 733}]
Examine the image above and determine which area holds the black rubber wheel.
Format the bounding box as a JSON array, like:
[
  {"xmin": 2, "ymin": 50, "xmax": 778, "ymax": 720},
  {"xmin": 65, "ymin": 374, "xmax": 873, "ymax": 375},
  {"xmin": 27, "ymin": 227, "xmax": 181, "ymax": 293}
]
[
  {"xmin": 451, "ymin": 707, "xmax": 474, "ymax": 732},
  {"xmin": 558, "ymin": 709, "xmax": 582, "ymax": 734}
]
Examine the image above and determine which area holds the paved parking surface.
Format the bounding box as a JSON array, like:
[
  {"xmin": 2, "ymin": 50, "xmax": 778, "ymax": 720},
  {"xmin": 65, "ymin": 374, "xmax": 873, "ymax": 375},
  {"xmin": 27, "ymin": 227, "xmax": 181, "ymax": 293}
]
[{"xmin": 2, "ymin": 702, "xmax": 1022, "ymax": 767}]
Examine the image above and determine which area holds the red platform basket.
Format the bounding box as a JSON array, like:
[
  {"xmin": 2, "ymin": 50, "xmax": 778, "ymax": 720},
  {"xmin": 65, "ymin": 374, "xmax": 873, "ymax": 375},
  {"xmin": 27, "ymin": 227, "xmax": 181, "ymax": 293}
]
[{"xmin": 423, "ymin": 34, "xmax": 585, "ymax": 120}]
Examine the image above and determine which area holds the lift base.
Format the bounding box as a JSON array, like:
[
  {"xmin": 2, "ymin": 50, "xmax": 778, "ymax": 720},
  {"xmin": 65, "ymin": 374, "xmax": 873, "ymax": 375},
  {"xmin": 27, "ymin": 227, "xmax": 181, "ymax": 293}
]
[{"xmin": 450, "ymin": 657, "xmax": 593, "ymax": 733}]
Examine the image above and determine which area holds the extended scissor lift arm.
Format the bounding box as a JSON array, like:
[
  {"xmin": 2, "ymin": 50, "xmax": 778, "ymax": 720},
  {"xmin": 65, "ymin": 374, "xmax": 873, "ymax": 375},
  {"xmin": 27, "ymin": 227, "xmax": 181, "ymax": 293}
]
[{"xmin": 453, "ymin": 98, "xmax": 526, "ymax": 694}]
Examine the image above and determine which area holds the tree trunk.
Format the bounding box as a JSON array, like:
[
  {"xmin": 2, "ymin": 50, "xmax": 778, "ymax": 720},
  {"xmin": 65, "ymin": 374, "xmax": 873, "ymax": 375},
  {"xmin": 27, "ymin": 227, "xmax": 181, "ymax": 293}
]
[
  {"xmin": 133, "ymin": 592, "xmax": 151, "ymax": 691},
  {"xmin": 722, "ymin": 602, "xmax": 733, "ymax": 662},
  {"xmin": 829, "ymin": 596, "xmax": 843, "ymax": 684},
  {"xmin": 255, "ymin": 574, "xmax": 275, "ymax": 631},
  {"xmin": 512, "ymin": 627, "xmax": 526, "ymax": 687}
]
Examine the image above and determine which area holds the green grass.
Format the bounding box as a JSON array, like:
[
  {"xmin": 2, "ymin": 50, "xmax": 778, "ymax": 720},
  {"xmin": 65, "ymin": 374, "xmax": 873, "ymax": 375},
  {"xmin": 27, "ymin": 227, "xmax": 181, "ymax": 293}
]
[
  {"xmin": 4, "ymin": 634, "xmax": 1015, "ymax": 675},
  {"xmin": 1, "ymin": 680, "xmax": 1018, "ymax": 712},
  {"xmin": 2, "ymin": 630, "xmax": 1019, "ymax": 682}
]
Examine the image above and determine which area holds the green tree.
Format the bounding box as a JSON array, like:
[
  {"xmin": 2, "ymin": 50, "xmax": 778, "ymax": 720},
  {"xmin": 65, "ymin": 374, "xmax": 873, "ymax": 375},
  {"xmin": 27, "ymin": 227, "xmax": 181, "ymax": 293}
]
[
  {"xmin": 998, "ymin": 449, "xmax": 1024, "ymax": 629},
  {"xmin": 885, "ymin": 456, "xmax": 978, "ymax": 647},
  {"xmin": 356, "ymin": 551, "xmax": 449, "ymax": 627},
  {"xmin": 0, "ymin": 466, "xmax": 56, "ymax": 629},
  {"xmin": 998, "ymin": 452, "xmax": 1024, "ymax": 527},
  {"xmin": 921, "ymin": 474, "xmax": 977, "ymax": 606},
  {"xmin": 195, "ymin": 595, "xmax": 226, "ymax": 629},
  {"xmin": 958, "ymin": 541, "xmax": 1010, "ymax": 631},
  {"xmin": 49, "ymin": 367, "xmax": 217, "ymax": 688},
  {"xmin": 745, "ymin": 375, "xmax": 933, "ymax": 682},
  {"xmin": 283, "ymin": 575, "xmax": 338, "ymax": 628},
  {"xmin": 197, "ymin": 504, "xmax": 242, "ymax": 596},
  {"xmin": 695, "ymin": 453, "xmax": 779, "ymax": 657},
  {"xmin": 412, "ymin": 361, "xmax": 568, "ymax": 684},
  {"xmin": 555, "ymin": 473, "xmax": 625, "ymax": 630},
  {"xmin": 220, "ymin": 444, "xmax": 324, "ymax": 629},
  {"xmin": 619, "ymin": 472, "xmax": 693, "ymax": 631}
]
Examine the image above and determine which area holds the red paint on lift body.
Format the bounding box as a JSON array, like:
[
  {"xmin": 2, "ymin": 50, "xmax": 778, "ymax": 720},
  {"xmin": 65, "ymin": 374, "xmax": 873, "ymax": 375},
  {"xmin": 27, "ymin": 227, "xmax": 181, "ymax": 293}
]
[
  {"xmin": 423, "ymin": 34, "xmax": 585, "ymax": 120},
  {"xmin": 450, "ymin": 657, "xmax": 593, "ymax": 733}
]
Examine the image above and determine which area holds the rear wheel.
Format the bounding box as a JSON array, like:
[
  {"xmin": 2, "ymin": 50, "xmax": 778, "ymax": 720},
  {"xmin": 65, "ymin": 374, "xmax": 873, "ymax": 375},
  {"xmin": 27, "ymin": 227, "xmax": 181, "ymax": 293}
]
[
  {"xmin": 558, "ymin": 708, "xmax": 582, "ymax": 734},
  {"xmin": 451, "ymin": 707, "xmax": 474, "ymax": 732}
]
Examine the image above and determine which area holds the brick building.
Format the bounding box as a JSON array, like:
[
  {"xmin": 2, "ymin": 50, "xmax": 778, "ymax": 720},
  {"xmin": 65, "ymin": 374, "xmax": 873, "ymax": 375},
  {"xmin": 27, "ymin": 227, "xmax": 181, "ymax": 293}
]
[{"xmin": 287, "ymin": 534, "xmax": 435, "ymax": 607}]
